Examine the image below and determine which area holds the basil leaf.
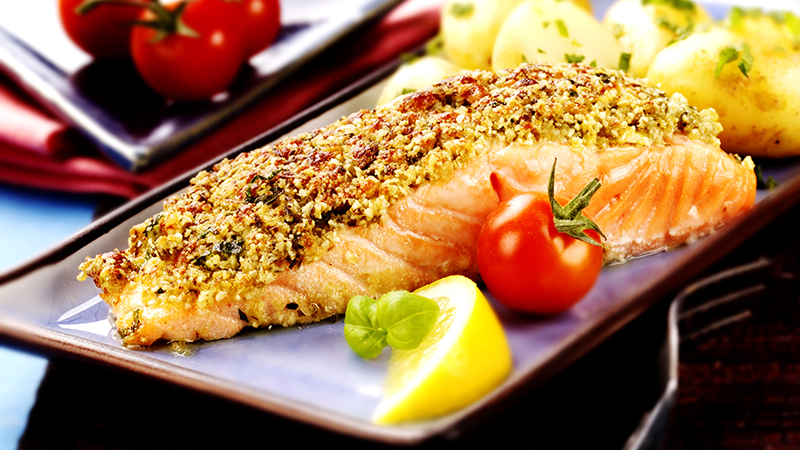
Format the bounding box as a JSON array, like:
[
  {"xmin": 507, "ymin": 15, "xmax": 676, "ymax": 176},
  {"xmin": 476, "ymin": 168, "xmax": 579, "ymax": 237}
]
[
  {"xmin": 377, "ymin": 291, "xmax": 440, "ymax": 350},
  {"xmin": 344, "ymin": 296, "xmax": 387, "ymax": 359}
]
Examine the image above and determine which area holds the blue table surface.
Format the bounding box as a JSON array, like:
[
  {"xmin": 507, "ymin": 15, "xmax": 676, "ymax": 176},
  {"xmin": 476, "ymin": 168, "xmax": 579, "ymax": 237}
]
[{"xmin": 0, "ymin": 184, "xmax": 97, "ymax": 449}]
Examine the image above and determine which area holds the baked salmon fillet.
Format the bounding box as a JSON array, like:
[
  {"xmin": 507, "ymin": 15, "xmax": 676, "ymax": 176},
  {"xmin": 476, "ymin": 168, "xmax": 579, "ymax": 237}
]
[{"xmin": 79, "ymin": 63, "xmax": 756, "ymax": 346}]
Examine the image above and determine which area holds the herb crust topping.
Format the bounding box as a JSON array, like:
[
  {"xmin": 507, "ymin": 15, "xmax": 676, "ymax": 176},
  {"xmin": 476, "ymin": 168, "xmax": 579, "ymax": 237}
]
[{"xmin": 79, "ymin": 63, "xmax": 722, "ymax": 309}]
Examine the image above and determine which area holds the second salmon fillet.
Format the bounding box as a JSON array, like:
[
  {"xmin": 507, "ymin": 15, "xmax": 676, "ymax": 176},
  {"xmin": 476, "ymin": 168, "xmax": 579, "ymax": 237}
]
[{"xmin": 79, "ymin": 63, "xmax": 756, "ymax": 346}]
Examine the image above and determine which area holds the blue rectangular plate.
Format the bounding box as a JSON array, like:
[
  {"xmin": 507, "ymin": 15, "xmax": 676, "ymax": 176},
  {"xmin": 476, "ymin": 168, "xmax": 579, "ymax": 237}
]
[{"xmin": 1, "ymin": 0, "xmax": 800, "ymax": 445}]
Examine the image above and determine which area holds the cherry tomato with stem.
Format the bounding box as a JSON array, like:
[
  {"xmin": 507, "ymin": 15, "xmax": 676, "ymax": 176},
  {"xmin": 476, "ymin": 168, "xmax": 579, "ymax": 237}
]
[
  {"xmin": 130, "ymin": 0, "xmax": 246, "ymax": 101},
  {"xmin": 59, "ymin": 0, "xmax": 145, "ymax": 59},
  {"xmin": 477, "ymin": 160, "xmax": 605, "ymax": 314}
]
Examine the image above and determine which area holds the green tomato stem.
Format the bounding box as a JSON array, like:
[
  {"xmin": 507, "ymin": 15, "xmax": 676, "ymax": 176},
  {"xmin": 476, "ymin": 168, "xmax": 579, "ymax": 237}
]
[{"xmin": 548, "ymin": 158, "xmax": 606, "ymax": 247}]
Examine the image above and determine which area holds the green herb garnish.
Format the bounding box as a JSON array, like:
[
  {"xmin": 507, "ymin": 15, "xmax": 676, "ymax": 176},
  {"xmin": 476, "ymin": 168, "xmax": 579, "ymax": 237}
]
[
  {"xmin": 613, "ymin": 23, "xmax": 625, "ymax": 38},
  {"xmin": 737, "ymin": 43, "xmax": 754, "ymax": 77},
  {"xmin": 192, "ymin": 237, "xmax": 244, "ymax": 269},
  {"xmin": 715, "ymin": 44, "xmax": 753, "ymax": 78},
  {"xmin": 755, "ymin": 165, "xmax": 778, "ymax": 190},
  {"xmin": 144, "ymin": 212, "xmax": 162, "ymax": 238},
  {"xmin": 425, "ymin": 33, "xmax": 444, "ymax": 55},
  {"xmin": 653, "ymin": 17, "xmax": 695, "ymax": 44},
  {"xmin": 245, "ymin": 169, "xmax": 283, "ymax": 204},
  {"xmin": 641, "ymin": 0, "xmax": 695, "ymax": 12},
  {"xmin": 784, "ymin": 12, "xmax": 800, "ymax": 48},
  {"xmin": 449, "ymin": 2, "xmax": 474, "ymax": 17},
  {"xmin": 618, "ymin": 52, "xmax": 632, "ymax": 72},
  {"xmin": 727, "ymin": 6, "xmax": 745, "ymax": 29},
  {"xmin": 565, "ymin": 53, "xmax": 585, "ymax": 63},
  {"xmin": 344, "ymin": 291, "xmax": 440, "ymax": 359},
  {"xmin": 120, "ymin": 308, "xmax": 142, "ymax": 339},
  {"xmin": 555, "ymin": 19, "xmax": 569, "ymax": 38}
]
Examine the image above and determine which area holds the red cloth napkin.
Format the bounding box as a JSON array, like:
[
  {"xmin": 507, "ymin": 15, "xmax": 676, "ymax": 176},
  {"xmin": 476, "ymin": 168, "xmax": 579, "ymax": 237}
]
[{"xmin": 0, "ymin": 0, "xmax": 442, "ymax": 199}]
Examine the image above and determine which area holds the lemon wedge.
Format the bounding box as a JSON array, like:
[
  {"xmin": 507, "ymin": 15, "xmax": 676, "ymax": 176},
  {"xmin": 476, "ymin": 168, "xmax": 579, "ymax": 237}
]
[{"xmin": 372, "ymin": 275, "xmax": 513, "ymax": 424}]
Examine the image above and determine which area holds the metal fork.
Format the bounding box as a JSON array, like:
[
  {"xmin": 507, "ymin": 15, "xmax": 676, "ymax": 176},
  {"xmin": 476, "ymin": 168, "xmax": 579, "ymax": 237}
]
[{"xmin": 622, "ymin": 256, "xmax": 776, "ymax": 450}]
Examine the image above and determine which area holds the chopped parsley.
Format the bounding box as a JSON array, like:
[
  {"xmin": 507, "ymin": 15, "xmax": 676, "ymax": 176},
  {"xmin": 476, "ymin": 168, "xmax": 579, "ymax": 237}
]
[
  {"xmin": 726, "ymin": 6, "xmax": 746, "ymax": 29},
  {"xmin": 613, "ymin": 23, "xmax": 625, "ymax": 39},
  {"xmin": 726, "ymin": 7, "xmax": 800, "ymax": 49},
  {"xmin": 737, "ymin": 44, "xmax": 754, "ymax": 77},
  {"xmin": 653, "ymin": 17, "xmax": 695, "ymax": 44},
  {"xmin": 425, "ymin": 33, "xmax": 444, "ymax": 55},
  {"xmin": 555, "ymin": 19, "xmax": 569, "ymax": 38},
  {"xmin": 754, "ymin": 165, "xmax": 778, "ymax": 190},
  {"xmin": 245, "ymin": 169, "xmax": 283, "ymax": 204},
  {"xmin": 714, "ymin": 44, "xmax": 753, "ymax": 78},
  {"xmin": 449, "ymin": 2, "xmax": 474, "ymax": 17},
  {"xmin": 565, "ymin": 53, "xmax": 585, "ymax": 63},
  {"xmin": 641, "ymin": 0, "xmax": 695, "ymax": 12},
  {"xmin": 215, "ymin": 239, "xmax": 244, "ymax": 256},
  {"xmin": 618, "ymin": 52, "xmax": 632, "ymax": 72},
  {"xmin": 785, "ymin": 12, "xmax": 800, "ymax": 48}
]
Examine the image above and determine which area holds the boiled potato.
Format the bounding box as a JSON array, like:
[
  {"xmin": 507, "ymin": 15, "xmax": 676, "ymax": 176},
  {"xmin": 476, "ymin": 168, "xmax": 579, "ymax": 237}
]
[
  {"xmin": 492, "ymin": 0, "xmax": 622, "ymax": 72},
  {"xmin": 723, "ymin": 7, "xmax": 798, "ymax": 51},
  {"xmin": 647, "ymin": 27, "xmax": 800, "ymax": 158},
  {"xmin": 440, "ymin": 0, "xmax": 592, "ymax": 71},
  {"xmin": 377, "ymin": 56, "xmax": 467, "ymax": 106},
  {"xmin": 603, "ymin": 0, "xmax": 712, "ymax": 78},
  {"xmin": 441, "ymin": 0, "xmax": 528, "ymax": 70}
]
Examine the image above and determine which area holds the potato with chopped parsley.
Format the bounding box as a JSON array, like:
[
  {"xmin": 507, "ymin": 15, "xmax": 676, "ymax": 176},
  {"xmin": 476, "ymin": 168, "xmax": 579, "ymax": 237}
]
[
  {"xmin": 440, "ymin": 0, "xmax": 593, "ymax": 71},
  {"xmin": 491, "ymin": 0, "xmax": 622, "ymax": 72},
  {"xmin": 377, "ymin": 56, "xmax": 467, "ymax": 106},
  {"xmin": 440, "ymin": 0, "xmax": 528, "ymax": 70},
  {"xmin": 647, "ymin": 24, "xmax": 800, "ymax": 158},
  {"xmin": 603, "ymin": 0, "xmax": 712, "ymax": 78},
  {"xmin": 723, "ymin": 7, "xmax": 800, "ymax": 51}
]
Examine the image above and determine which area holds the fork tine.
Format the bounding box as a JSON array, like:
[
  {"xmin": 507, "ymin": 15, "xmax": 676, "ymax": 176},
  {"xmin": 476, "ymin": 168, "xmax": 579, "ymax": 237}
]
[
  {"xmin": 671, "ymin": 257, "xmax": 772, "ymax": 314},
  {"xmin": 624, "ymin": 257, "xmax": 775, "ymax": 450},
  {"xmin": 680, "ymin": 310, "xmax": 753, "ymax": 342},
  {"xmin": 672, "ymin": 257, "xmax": 771, "ymax": 338}
]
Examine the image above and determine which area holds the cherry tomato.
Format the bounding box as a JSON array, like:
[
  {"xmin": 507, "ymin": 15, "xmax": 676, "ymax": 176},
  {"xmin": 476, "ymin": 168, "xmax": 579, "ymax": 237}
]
[
  {"xmin": 59, "ymin": 0, "xmax": 144, "ymax": 59},
  {"xmin": 237, "ymin": 0, "xmax": 281, "ymax": 58},
  {"xmin": 130, "ymin": 0, "xmax": 246, "ymax": 101},
  {"xmin": 477, "ymin": 175, "xmax": 603, "ymax": 314}
]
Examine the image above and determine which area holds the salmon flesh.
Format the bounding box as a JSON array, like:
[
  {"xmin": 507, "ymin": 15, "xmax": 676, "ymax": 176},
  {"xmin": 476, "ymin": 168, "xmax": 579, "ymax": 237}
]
[{"xmin": 79, "ymin": 63, "xmax": 756, "ymax": 346}]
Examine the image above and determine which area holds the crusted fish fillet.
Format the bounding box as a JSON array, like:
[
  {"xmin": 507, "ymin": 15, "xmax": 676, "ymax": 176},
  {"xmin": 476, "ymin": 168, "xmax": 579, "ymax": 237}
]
[{"xmin": 79, "ymin": 63, "xmax": 756, "ymax": 346}]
